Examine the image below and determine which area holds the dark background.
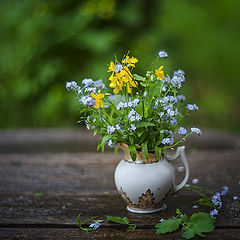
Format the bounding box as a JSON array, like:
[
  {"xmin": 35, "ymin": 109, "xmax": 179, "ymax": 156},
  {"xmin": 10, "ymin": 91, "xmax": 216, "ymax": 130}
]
[{"xmin": 0, "ymin": 0, "xmax": 239, "ymax": 132}]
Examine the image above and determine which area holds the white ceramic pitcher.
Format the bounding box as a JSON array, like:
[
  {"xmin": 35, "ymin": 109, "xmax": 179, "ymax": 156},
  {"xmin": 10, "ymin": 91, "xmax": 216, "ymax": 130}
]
[{"xmin": 114, "ymin": 143, "xmax": 189, "ymax": 214}]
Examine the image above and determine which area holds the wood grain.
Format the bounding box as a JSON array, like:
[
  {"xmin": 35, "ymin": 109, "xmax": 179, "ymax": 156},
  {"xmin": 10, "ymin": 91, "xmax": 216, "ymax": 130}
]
[
  {"xmin": 0, "ymin": 129, "xmax": 239, "ymax": 239},
  {"xmin": 0, "ymin": 228, "xmax": 240, "ymax": 240},
  {"xmin": 0, "ymin": 151, "xmax": 239, "ymax": 194},
  {"xmin": 0, "ymin": 128, "xmax": 239, "ymax": 153}
]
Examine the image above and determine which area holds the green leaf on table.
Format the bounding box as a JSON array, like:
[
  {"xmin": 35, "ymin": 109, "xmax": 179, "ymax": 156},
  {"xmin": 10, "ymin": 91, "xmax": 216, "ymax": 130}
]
[
  {"xmin": 76, "ymin": 213, "xmax": 101, "ymax": 234},
  {"xmin": 182, "ymin": 228, "xmax": 195, "ymax": 239},
  {"xmin": 141, "ymin": 141, "xmax": 149, "ymax": 159},
  {"xmin": 188, "ymin": 212, "xmax": 215, "ymax": 237},
  {"xmin": 195, "ymin": 197, "xmax": 215, "ymax": 208},
  {"xmin": 35, "ymin": 192, "xmax": 43, "ymax": 197},
  {"xmin": 106, "ymin": 216, "xmax": 129, "ymax": 225},
  {"xmin": 180, "ymin": 214, "xmax": 188, "ymax": 224},
  {"xmin": 106, "ymin": 216, "xmax": 136, "ymax": 231},
  {"xmin": 126, "ymin": 225, "xmax": 136, "ymax": 231},
  {"xmin": 155, "ymin": 219, "xmax": 179, "ymax": 235},
  {"xmin": 176, "ymin": 208, "xmax": 182, "ymax": 215}
]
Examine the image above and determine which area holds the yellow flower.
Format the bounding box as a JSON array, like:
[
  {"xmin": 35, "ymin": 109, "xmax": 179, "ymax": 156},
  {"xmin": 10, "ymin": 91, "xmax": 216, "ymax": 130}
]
[
  {"xmin": 123, "ymin": 66, "xmax": 137, "ymax": 87},
  {"xmin": 122, "ymin": 56, "xmax": 138, "ymax": 67},
  {"xmin": 108, "ymin": 61, "xmax": 115, "ymax": 72},
  {"xmin": 90, "ymin": 92, "xmax": 105, "ymax": 109},
  {"xmin": 155, "ymin": 65, "xmax": 165, "ymax": 80},
  {"xmin": 109, "ymin": 74, "xmax": 123, "ymax": 94},
  {"xmin": 108, "ymin": 58, "xmax": 138, "ymax": 94}
]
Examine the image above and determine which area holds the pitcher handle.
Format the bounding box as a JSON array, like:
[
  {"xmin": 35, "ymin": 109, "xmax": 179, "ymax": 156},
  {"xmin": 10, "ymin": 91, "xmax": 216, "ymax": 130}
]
[{"xmin": 165, "ymin": 146, "xmax": 189, "ymax": 193}]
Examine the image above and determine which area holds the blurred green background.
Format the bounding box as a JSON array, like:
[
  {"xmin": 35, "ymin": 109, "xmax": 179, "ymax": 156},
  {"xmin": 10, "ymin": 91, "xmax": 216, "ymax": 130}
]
[{"xmin": 0, "ymin": 0, "xmax": 239, "ymax": 132}]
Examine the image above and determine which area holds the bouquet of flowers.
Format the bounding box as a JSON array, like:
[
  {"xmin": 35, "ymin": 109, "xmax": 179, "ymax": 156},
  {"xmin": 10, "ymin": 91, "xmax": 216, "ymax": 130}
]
[{"xmin": 66, "ymin": 51, "xmax": 201, "ymax": 161}]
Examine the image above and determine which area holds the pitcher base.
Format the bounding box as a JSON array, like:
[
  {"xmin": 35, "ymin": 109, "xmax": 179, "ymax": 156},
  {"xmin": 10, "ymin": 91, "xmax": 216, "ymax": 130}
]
[{"xmin": 126, "ymin": 203, "xmax": 167, "ymax": 214}]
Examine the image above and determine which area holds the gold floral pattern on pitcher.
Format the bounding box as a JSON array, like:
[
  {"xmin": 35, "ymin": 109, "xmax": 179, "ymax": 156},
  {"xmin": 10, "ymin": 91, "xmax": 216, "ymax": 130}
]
[{"xmin": 120, "ymin": 186, "xmax": 173, "ymax": 210}]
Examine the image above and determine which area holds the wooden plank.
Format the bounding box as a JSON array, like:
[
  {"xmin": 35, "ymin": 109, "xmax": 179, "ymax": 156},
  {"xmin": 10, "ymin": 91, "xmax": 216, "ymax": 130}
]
[
  {"xmin": 0, "ymin": 151, "xmax": 239, "ymax": 194},
  {"xmin": 0, "ymin": 193, "xmax": 239, "ymax": 228},
  {"xmin": 0, "ymin": 151, "xmax": 239, "ymax": 228},
  {"xmin": 0, "ymin": 129, "xmax": 239, "ymax": 153},
  {"xmin": 0, "ymin": 228, "xmax": 240, "ymax": 240}
]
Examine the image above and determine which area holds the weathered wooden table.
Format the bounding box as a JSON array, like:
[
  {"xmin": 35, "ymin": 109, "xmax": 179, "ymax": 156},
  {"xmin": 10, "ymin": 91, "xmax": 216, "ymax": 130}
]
[{"xmin": 0, "ymin": 129, "xmax": 239, "ymax": 239}]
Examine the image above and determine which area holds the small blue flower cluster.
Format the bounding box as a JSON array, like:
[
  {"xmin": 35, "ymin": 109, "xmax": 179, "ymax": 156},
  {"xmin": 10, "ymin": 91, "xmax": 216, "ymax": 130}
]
[
  {"xmin": 129, "ymin": 124, "xmax": 136, "ymax": 131},
  {"xmin": 107, "ymin": 139, "xmax": 117, "ymax": 148},
  {"xmin": 95, "ymin": 79, "xmax": 106, "ymax": 89},
  {"xmin": 221, "ymin": 186, "xmax": 229, "ymax": 196},
  {"xmin": 178, "ymin": 127, "xmax": 187, "ymax": 135},
  {"xmin": 155, "ymin": 96, "xmax": 178, "ymax": 108},
  {"xmin": 66, "ymin": 81, "xmax": 78, "ymax": 91},
  {"xmin": 170, "ymin": 118, "xmax": 177, "ymax": 126},
  {"xmin": 158, "ymin": 50, "xmax": 168, "ymax": 59},
  {"xmin": 89, "ymin": 221, "xmax": 101, "ymax": 230},
  {"xmin": 167, "ymin": 108, "xmax": 178, "ymax": 117},
  {"xmin": 82, "ymin": 78, "xmax": 94, "ymax": 87},
  {"xmin": 66, "ymin": 79, "xmax": 106, "ymax": 108},
  {"xmin": 191, "ymin": 127, "xmax": 202, "ymax": 136},
  {"xmin": 107, "ymin": 125, "xmax": 116, "ymax": 135},
  {"xmin": 210, "ymin": 209, "xmax": 219, "ymax": 219},
  {"xmin": 114, "ymin": 64, "xmax": 123, "ymax": 73},
  {"xmin": 161, "ymin": 137, "xmax": 174, "ymax": 145},
  {"xmin": 85, "ymin": 116, "xmax": 91, "ymax": 130},
  {"xmin": 84, "ymin": 87, "xmax": 96, "ymax": 93},
  {"xmin": 174, "ymin": 69, "xmax": 185, "ymax": 78},
  {"xmin": 81, "ymin": 78, "xmax": 106, "ymax": 89},
  {"xmin": 163, "ymin": 70, "xmax": 185, "ymax": 89},
  {"xmin": 210, "ymin": 191, "xmax": 223, "ymax": 219},
  {"xmin": 116, "ymin": 124, "xmax": 121, "ymax": 130},
  {"xmin": 128, "ymin": 109, "xmax": 142, "ymax": 122},
  {"xmin": 116, "ymin": 98, "xmax": 140, "ymax": 110},
  {"xmin": 176, "ymin": 94, "xmax": 186, "ymax": 102},
  {"xmin": 80, "ymin": 95, "xmax": 95, "ymax": 107},
  {"xmin": 212, "ymin": 192, "xmax": 222, "ymax": 209},
  {"xmin": 187, "ymin": 104, "xmax": 199, "ymax": 111}
]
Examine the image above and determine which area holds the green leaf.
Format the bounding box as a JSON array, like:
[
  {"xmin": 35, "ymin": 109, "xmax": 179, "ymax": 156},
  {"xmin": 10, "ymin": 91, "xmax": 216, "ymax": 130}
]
[
  {"xmin": 99, "ymin": 135, "xmax": 112, "ymax": 152},
  {"xmin": 188, "ymin": 212, "xmax": 215, "ymax": 237},
  {"xmin": 35, "ymin": 192, "xmax": 43, "ymax": 197},
  {"xmin": 106, "ymin": 216, "xmax": 129, "ymax": 225},
  {"xmin": 195, "ymin": 197, "xmax": 215, "ymax": 208},
  {"xmin": 137, "ymin": 131, "xmax": 144, "ymax": 138},
  {"xmin": 126, "ymin": 225, "xmax": 136, "ymax": 231},
  {"xmin": 133, "ymin": 74, "xmax": 146, "ymax": 81},
  {"xmin": 140, "ymin": 81, "xmax": 147, "ymax": 87},
  {"xmin": 180, "ymin": 214, "xmax": 188, "ymax": 224},
  {"xmin": 128, "ymin": 145, "xmax": 136, "ymax": 161},
  {"xmin": 182, "ymin": 229, "xmax": 195, "ymax": 239},
  {"xmin": 176, "ymin": 208, "xmax": 181, "ymax": 215},
  {"xmin": 180, "ymin": 214, "xmax": 188, "ymax": 225},
  {"xmin": 136, "ymin": 122, "xmax": 155, "ymax": 128},
  {"xmin": 156, "ymin": 148, "xmax": 162, "ymax": 160},
  {"xmin": 141, "ymin": 142, "xmax": 148, "ymax": 159},
  {"xmin": 155, "ymin": 219, "xmax": 179, "ymax": 235}
]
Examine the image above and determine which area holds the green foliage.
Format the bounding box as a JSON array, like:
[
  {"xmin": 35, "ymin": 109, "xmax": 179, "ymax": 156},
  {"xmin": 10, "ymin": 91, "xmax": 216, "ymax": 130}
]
[
  {"xmin": 155, "ymin": 219, "xmax": 179, "ymax": 234},
  {"xmin": 106, "ymin": 215, "xmax": 136, "ymax": 231},
  {"xmin": 184, "ymin": 185, "xmax": 215, "ymax": 209},
  {"xmin": 34, "ymin": 192, "xmax": 43, "ymax": 197},
  {"xmin": 0, "ymin": 0, "xmax": 239, "ymax": 131},
  {"xmin": 67, "ymin": 54, "xmax": 201, "ymax": 159},
  {"xmin": 155, "ymin": 209, "xmax": 215, "ymax": 239}
]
